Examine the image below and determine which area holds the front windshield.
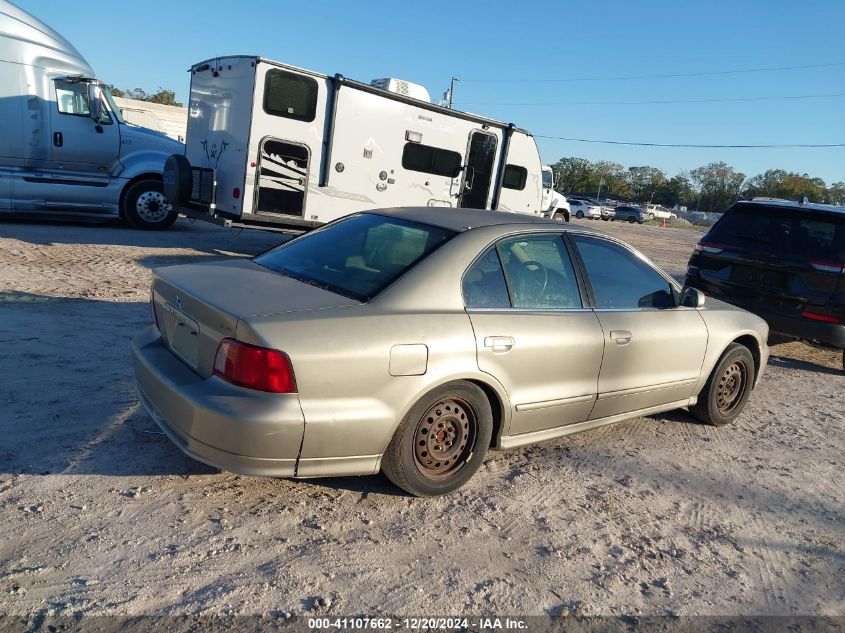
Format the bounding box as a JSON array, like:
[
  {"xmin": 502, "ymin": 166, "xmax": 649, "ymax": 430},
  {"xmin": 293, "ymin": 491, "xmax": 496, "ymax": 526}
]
[
  {"xmin": 100, "ymin": 83, "xmax": 125, "ymax": 124},
  {"xmin": 254, "ymin": 213, "xmax": 456, "ymax": 301}
]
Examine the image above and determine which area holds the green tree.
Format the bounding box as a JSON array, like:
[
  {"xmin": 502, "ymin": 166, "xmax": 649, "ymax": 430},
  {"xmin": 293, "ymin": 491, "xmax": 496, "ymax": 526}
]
[
  {"xmin": 690, "ymin": 161, "xmax": 746, "ymax": 213},
  {"xmin": 653, "ymin": 173, "xmax": 695, "ymax": 208},
  {"xmin": 626, "ymin": 165, "xmax": 666, "ymax": 202},
  {"xmin": 551, "ymin": 157, "xmax": 593, "ymax": 193},
  {"xmin": 110, "ymin": 86, "xmax": 183, "ymax": 107},
  {"xmin": 828, "ymin": 182, "xmax": 845, "ymax": 205}
]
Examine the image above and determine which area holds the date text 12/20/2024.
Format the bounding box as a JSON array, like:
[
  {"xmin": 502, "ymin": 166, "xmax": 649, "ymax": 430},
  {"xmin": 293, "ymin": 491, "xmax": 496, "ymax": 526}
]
[{"xmin": 307, "ymin": 618, "xmax": 528, "ymax": 630}]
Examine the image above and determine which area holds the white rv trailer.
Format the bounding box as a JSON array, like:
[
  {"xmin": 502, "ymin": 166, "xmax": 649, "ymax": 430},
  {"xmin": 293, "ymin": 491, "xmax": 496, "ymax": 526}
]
[
  {"xmin": 163, "ymin": 56, "xmax": 544, "ymax": 231},
  {"xmin": 0, "ymin": 0, "xmax": 184, "ymax": 228}
]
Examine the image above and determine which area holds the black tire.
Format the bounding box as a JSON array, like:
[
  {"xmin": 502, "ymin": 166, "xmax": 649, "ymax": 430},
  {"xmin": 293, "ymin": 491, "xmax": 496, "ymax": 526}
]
[
  {"xmin": 382, "ymin": 381, "xmax": 493, "ymax": 497},
  {"xmin": 690, "ymin": 343, "xmax": 755, "ymax": 426},
  {"xmin": 627, "ymin": 216, "xmax": 636, "ymax": 223},
  {"xmin": 122, "ymin": 179, "xmax": 178, "ymax": 230},
  {"xmin": 552, "ymin": 211, "xmax": 566, "ymax": 223},
  {"xmin": 575, "ymin": 210, "xmax": 584, "ymax": 219}
]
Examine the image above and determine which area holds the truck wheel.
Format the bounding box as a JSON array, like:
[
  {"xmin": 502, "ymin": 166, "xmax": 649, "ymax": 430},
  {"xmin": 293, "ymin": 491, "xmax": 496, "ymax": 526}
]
[
  {"xmin": 552, "ymin": 211, "xmax": 567, "ymax": 223},
  {"xmin": 123, "ymin": 179, "xmax": 178, "ymax": 230}
]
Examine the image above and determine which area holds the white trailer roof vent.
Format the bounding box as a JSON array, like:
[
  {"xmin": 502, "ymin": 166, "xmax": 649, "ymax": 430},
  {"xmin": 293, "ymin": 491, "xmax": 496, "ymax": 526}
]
[{"xmin": 370, "ymin": 78, "xmax": 430, "ymax": 103}]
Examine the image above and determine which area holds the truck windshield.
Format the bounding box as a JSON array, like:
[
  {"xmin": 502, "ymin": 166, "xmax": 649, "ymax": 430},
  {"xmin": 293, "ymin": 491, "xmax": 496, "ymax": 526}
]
[
  {"xmin": 254, "ymin": 214, "xmax": 456, "ymax": 301},
  {"xmin": 100, "ymin": 84, "xmax": 125, "ymax": 124}
]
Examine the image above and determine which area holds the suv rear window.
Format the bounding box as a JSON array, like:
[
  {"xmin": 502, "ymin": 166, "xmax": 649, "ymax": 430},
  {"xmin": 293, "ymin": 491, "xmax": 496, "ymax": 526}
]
[
  {"xmin": 254, "ymin": 214, "xmax": 455, "ymax": 301},
  {"xmin": 708, "ymin": 203, "xmax": 845, "ymax": 261}
]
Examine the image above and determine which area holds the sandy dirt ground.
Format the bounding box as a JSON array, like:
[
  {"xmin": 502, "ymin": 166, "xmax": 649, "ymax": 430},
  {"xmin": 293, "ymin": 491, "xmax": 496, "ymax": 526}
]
[{"xmin": 0, "ymin": 216, "xmax": 842, "ymax": 620}]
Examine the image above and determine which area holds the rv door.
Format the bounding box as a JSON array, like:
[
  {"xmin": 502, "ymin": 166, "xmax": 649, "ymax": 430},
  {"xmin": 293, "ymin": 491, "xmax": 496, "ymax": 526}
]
[{"xmin": 460, "ymin": 130, "xmax": 498, "ymax": 209}]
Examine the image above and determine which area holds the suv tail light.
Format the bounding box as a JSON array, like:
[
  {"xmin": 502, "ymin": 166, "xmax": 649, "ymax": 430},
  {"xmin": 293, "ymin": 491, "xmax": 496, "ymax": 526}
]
[
  {"xmin": 150, "ymin": 288, "xmax": 160, "ymax": 330},
  {"xmin": 696, "ymin": 242, "xmax": 725, "ymax": 255},
  {"xmin": 809, "ymin": 260, "xmax": 844, "ymax": 274},
  {"xmin": 213, "ymin": 339, "xmax": 297, "ymax": 393},
  {"xmin": 800, "ymin": 311, "xmax": 842, "ymax": 324}
]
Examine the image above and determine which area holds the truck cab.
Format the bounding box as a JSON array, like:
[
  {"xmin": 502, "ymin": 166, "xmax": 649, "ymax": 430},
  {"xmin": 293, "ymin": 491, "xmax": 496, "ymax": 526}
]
[
  {"xmin": 540, "ymin": 165, "xmax": 569, "ymax": 222},
  {"xmin": 0, "ymin": 0, "xmax": 184, "ymax": 229}
]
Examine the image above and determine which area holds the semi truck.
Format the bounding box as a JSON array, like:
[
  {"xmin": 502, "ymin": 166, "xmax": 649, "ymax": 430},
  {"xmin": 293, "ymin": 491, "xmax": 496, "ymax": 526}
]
[
  {"xmin": 163, "ymin": 56, "xmax": 546, "ymax": 231},
  {"xmin": 0, "ymin": 0, "xmax": 184, "ymax": 229}
]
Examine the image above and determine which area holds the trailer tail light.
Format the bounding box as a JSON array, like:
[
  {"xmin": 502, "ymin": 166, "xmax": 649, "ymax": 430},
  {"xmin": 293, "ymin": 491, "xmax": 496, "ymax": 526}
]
[
  {"xmin": 800, "ymin": 311, "xmax": 842, "ymax": 324},
  {"xmin": 696, "ymin": 242, "xmax": 725, "ymax": 255},
  {"xmin": 809, "ymin": 260, "xmax": 844, "ymax": 274},
  {"xmin": 150, "ymin": 288, "xmax": 160, "ymax": 330},
  {"xmin": 213, "ymin": 339, "xmax": 297, "ymax": 393},
  {"xmin": 232, "ymin": 187, "xmax": 240, "ymax": 199}
]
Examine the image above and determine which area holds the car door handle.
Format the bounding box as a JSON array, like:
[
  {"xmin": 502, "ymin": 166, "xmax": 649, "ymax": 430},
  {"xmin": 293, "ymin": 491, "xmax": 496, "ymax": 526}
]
[
  {"xmin": 53, "ymin": 132, "xmax": 63, "ymax": 147},
  {"xmin": 610, "ymin": 330, "xmax": 632, "ymax": 345},
  {"xmin": 484, "ymin": 336, "xmax": 514, "ymax": 353}
]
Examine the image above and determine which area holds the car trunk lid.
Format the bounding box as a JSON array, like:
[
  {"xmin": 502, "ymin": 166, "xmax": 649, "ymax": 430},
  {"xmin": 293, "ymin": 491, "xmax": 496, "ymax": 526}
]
[{"xmin": 151, "ymin": 258, "xmax": 357, "ymax": 377}]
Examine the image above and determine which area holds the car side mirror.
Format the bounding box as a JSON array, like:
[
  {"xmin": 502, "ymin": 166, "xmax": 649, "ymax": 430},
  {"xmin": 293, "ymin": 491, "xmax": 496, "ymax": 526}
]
[
  {"xmin": 87, "ymin": 83, "xmax": 104, "ymax": 132},
  {"xmin": 680, "ymin": 286, "xmax": 705, "ymax": 308}
]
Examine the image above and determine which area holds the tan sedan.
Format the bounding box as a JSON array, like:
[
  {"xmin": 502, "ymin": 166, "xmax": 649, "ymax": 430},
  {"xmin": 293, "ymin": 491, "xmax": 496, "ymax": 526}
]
[{"xmin": 133, "ymin": 207, "xmax": 769, "ymax": 496}]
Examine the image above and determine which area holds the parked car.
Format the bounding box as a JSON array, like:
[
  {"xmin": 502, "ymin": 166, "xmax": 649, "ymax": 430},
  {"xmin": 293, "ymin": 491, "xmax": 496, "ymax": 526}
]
[
  {"xmin": 613, "ymin": 205, "xmax": 653, "ymax": 224},
  {"xmin": 685, "ymin": 199, "xmax": 845, "ymax": 370},
  {"xmin": 569, "ymin": 199, "xmax": 602, "ymax": 220},
  {"xmin": 133, "ymin": 207, "xmax": 769, "ymax": 496}
]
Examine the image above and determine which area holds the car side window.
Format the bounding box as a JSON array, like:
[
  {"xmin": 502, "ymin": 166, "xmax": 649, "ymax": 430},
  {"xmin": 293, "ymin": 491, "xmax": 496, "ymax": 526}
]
[
  {"xmin": 463, "ymin": 248, "xmax": 511, "ymax": 309},
  {"xmin": 572, "ymin": 235, "xmax": 675, "ymax": 309},
  {"xmin": 498, "ymin": 235, "xmax": 582, "ymax": 309}
]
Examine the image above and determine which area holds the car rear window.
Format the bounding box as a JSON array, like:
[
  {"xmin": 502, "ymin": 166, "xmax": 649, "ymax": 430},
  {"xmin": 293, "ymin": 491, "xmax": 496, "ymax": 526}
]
[
  {"xmin": 708, "ymin": 204, "xmax": 845, "ymax": 261},
  {"xmin": 254, "ymin": 214, "xmax": 456, "ymax": 301}
]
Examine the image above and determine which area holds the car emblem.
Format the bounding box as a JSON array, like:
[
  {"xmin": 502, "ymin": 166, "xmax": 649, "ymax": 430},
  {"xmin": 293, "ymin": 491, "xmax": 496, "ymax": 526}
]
[{"xmin": 175, "ymin": 294, "xmax": 183, "ymax": 311}]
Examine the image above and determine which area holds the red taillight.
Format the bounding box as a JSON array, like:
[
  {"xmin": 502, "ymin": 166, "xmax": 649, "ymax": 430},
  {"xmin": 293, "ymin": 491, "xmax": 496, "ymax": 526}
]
[
  {"xmin": 697, "ymin": 242, "xmax": 725, "ymax": 254},
  {"xmin": 800, "ymin": 311, "xmax": 842, "ymax": 324},
  {"xmin": 150, "ymin": 288, "xmax": 160, "ymax": 330},
  {"xmin": 232, "ymin": 187, "xmax": 241, "ymax": 199},
  {"xmin": 809, "ymin": 260, "xmax": 844, "ymax": 274},
  {"xmin": 213, "ymin": 338, "xmax": 296, "ymax": 393}
]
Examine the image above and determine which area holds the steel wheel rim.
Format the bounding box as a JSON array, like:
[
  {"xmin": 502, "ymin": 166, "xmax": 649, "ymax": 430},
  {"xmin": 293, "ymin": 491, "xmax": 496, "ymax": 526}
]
[
  {"xmin": 715, "ymin": 360, "xmax": 748, "ymax": 415},
  {"xmin": 413, "ymin": 398, "xmax": 477, "ymax": 480},
  {"xmin": 136, "ymin": 191, "xmax": 170, "ymax": 223}
]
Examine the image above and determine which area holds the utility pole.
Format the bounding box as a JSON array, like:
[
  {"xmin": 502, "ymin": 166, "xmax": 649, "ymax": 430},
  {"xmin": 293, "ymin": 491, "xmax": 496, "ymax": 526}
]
[
  {"xmin": 447, "ymin": 77, "xmax": 458, "ymax": 109},
  {"xmin": 596, "ymin": 175, "xmax": 603, "ymax": 203}
]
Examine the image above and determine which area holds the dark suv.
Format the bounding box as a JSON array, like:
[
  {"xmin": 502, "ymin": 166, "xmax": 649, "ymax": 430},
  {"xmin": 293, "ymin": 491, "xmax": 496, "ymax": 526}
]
[{"xmin": 685, "ymin": 199, "xmax": 845, "ymax": 369}]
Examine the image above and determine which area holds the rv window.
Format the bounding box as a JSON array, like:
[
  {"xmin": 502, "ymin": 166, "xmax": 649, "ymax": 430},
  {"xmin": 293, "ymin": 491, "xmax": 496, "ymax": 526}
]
[
  {"xmin": 401, "ymin": 143, "xmax": 462, "ymax": 178},
  {"xmin": 263, "ymin": 69, "xmax": 318, "ymax": 122},
  {"xmin": 502, "ymin": 165, "xmax": 528, "ymax": 190}
]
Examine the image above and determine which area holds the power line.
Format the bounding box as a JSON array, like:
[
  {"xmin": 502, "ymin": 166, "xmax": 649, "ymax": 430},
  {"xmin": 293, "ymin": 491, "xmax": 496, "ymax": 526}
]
[
  {"xmin": 459, "ymin": 61, "xmax": 845, "ymax": 83},
  {"xmin": 534, "ymin": 135, "xmax": 845, "ymax": 149},
  {"xmin": 457, "ymin": 92, "xmax": 845, "ymax": 107}
]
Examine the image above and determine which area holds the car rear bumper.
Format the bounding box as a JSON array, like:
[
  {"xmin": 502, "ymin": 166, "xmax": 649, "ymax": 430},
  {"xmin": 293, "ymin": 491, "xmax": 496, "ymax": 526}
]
[
  {"xmin": 132, "ymin": 326, "xmax": 305, "ymax": 477},
  {"xmin": 685, "ymin": 282, "xmax": 845, "ymax": 349}
]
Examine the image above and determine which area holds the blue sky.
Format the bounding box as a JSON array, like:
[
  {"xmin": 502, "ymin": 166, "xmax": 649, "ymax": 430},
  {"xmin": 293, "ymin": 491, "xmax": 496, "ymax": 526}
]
[{"xmin": 17, "ymin": 0, "xmax": 845, "ymax": 185}]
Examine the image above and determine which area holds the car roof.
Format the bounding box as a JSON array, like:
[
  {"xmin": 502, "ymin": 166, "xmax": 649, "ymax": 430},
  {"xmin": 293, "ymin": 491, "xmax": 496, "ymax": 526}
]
[
  {"xmin": 367, "ymin": 206, "xmax": 565, "ymax": 232},
  {"xmin": 739, "ymin": 198, "xmax": 845, "ymax": 215}
]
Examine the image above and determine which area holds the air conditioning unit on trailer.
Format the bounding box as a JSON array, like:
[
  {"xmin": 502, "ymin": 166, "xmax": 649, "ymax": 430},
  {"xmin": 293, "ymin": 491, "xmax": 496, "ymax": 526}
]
[{"xmin": 370, "ymin": 78, "xmax": 431, "ymax": 103}]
